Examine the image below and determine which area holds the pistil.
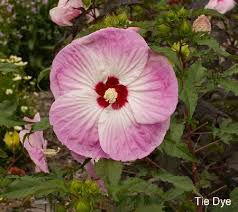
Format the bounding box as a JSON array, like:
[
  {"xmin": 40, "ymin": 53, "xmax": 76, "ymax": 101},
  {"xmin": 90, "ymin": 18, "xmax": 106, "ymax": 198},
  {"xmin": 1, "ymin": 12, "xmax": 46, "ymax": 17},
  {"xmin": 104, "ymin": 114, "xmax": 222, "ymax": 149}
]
[{"xmin": 103, "ymin": 88, "xmax": 118, "ymax": 104}]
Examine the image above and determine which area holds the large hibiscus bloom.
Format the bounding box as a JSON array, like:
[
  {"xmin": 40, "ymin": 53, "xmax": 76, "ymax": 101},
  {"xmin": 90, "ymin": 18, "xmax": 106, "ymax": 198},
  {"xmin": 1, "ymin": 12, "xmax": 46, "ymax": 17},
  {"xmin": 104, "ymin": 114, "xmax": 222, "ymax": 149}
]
[{"xmin": 49, "ymin": 27, "xmax": 178, "ymax": 161}]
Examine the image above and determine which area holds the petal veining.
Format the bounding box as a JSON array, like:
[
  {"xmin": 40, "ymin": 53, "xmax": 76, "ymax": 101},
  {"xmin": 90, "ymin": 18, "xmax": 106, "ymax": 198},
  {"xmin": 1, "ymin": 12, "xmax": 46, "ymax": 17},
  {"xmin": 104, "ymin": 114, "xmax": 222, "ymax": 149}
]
[
  {"xmin": 98, "ymin": 104, "xmax": 170, "ymax": 161},
  {"xmin": 128, "ymin": 52, "xmax": 178, "ymax": 124},
  {"xmin": 49, "ymin": 90, "xmax": 108, "ymax": 159}
]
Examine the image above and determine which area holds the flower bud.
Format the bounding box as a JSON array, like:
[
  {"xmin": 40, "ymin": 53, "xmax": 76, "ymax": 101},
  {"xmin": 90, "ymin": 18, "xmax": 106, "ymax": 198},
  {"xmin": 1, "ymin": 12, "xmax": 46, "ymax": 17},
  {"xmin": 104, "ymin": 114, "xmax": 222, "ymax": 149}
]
[
  {"xmin": 172, "ymin": 42, "xmax": 190, "ymax": 58},
  {"xmin": 20, "ymin": 106, "xmax": 28, "ymax": 113},
  {"xmin": 104, "ymin": 13, "xmax": 128, "ymax": 27},
  {"xmin": 177, "ymin": 7, "xmax": 188, "ymax": 17},
  {"xmin": 158, "ymin": 24, "xmax": 171, "ymax": 34},
  {"xmin": 85, "ymin": 179, "xmax": 100, "ymax": 194},
  {"xmin": 75, "ymin": 201, "xmax": 91, "ymax": 212},
  {"xmin": 5, "ymin": 89, "xmax": 13, "ymax": 95},
  {"xmin": 167, "ymin": 11, "xmax": 177, "ymax": 21},
  {"xmin": 70, "ymin": 179, "xmax": 84, "ymax": 194},
  {"xmin": 193, "ymin": 15, "xmax": 211, "ymax": 33},
  {"xmin": 4, "ymin": 131, "xmax": 20, "ymax": 151},
  {"xmin": 180, "ymin": 20, "xmax": 191, "ymax": 34}
]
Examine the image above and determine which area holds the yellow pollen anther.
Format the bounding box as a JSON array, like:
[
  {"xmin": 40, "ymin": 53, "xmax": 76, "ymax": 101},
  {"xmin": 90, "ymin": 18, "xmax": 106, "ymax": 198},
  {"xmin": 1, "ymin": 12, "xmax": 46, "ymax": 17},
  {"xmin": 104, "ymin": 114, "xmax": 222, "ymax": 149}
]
[{"xmin": 104, "ymin": 88, "xmax": 118, "ymax": 104}]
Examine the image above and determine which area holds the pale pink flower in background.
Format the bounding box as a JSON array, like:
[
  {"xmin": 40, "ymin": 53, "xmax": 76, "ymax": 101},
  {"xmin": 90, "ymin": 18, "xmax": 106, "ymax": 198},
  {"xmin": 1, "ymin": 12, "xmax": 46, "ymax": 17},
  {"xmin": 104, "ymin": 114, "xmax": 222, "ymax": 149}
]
[
  {"xmin": 205, "ymin": 0, "xmax": 236, "ymax": 14},
  {"xmin": 49, "ymin": 0, "xmax": 83, "ymax": 26},
  {"xmin": 49, "ymin": 27, "xmax": 178, "ymax": 162},
  {"xmin": 193, "ymin": 15, "xmax": 211, "ymax": 33},
  {"xmin": 19, "ymin": 113, "xmax": 49, "ymax": 173}
]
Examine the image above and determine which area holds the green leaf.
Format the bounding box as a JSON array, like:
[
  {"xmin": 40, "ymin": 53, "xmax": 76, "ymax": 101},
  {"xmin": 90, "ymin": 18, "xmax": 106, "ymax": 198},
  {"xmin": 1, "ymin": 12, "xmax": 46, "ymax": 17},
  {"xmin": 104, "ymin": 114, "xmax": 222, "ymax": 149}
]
[
  {"xmin": 37, "ymin": 67, "xmax": 50, "ymax": 90},
  {"xmin": 180, "ymin": 84, "xmax": 198, "ymax": 119},
  {"xmin": 188, "ymin": 62, "xmax": 207, "ymax": 83},
  {"xmin": 196, "ymin": 37, "xmax": 229, "ymax": 57},
  {"xmin": 0, "ymin": 177, "xmax": 13, "ymax": 188},
  {"xmin": 167, "ymin": 117, "xmax": 185, "ymax": 143},
  {"xmin": 196, "ymin": 38, "xmax": 219, "ymax": 49},
  {"xmin": 219, "ymin": 120, "xmax": 238, "ymax": 135},
  {"xmin": 213, "ymin": 119, "xmax": 238, "ymax": 144},
  {"xmin": 162, "ymin": 187, "xmax": 185, "ymax": 201},
  {"xmin": 95, "ymin": 159, "xmax": 123, "ymax": 187},
  {"xmin": 31, "ymin": 117, "xmax": 51, "ymax": 132},
  {"xmin": 219, "ymin": 78, "xmax": 238, "ymax": 96},
  {"xmin": 230, "ymin": 187, "xmax": 238, "ymax": 205},
  {"xmin": 224, "ymin": 64, "xmax": 238, "ymax": 77},
  {"xmin": 114, "ymin": 178, "xmax": 164, "ymax": 207},
  {"xmin": 117, "ymin": 178, "xmax": 163, "ymax": 196},
  {"xmin": 156, "ymin": 170, "xmax": 194, "ymax": 192},
  {"xmin": 161, "ymin": 139, "xmax": 197, "ymax": 162},
  {"xmin": 0, "ymin": 62, "xmax": 18, "ymax": 73},
  {"xmin": 82, "ymin": 0, "xmax": 92, "ymax": 8},
  {"xmin": 192, "ymin": 8, "xmax": 225, "ymax": 19},
  {"xmin": 0, "ymin": 149, "xmax": 8, "ymax": 158},
  {"xmin": 135, "ymin": 204, "xmax": 164, "ymax": 212},
  {"xmin": 180, "ymin": 62, "xmax": 206, "ymax": 119},
  {"xmin": 0, "ymin": 100, "xmax": 25, "ymax": 127},
  {"xmin": 34, "ymin": 179, "xmax": 68, "ymax": 197},
  {"xmin": 0, "ymin": 100, "xmax": 17, "ymax": 117},
  {"xmin": 150, "ymin": 46, "xmax": 182, "ymax": 69},
  {"xmin": 199, "ymin": 170, "xmax": 218, "ymax": 189},
  {"xmin": 0, "ymin": 117, "xmax": 25, "ymax": 128},
  {"xmin": 2, "ymin": 176, "xmax": 68, "ymax": 199}
]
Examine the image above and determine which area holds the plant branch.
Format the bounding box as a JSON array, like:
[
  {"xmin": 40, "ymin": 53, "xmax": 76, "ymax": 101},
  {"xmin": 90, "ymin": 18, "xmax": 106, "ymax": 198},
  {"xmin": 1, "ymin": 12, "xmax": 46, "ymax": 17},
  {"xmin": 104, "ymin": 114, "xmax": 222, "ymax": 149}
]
[
  {"xmin": 145, "ymin": 157, "xmax": 161, "ymax": 169},
  {"xmin": 195, "ymin": 140, "xmax": 220, "ymax": 153}
]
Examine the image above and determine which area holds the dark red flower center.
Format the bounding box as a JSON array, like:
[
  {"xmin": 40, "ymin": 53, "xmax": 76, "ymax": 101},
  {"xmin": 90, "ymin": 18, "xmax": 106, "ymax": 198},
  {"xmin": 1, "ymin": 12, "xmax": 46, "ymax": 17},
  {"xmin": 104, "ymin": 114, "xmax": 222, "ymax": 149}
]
[{"xmin": 95, "ymin": 76, "xmax": 128, "ymax": 110}]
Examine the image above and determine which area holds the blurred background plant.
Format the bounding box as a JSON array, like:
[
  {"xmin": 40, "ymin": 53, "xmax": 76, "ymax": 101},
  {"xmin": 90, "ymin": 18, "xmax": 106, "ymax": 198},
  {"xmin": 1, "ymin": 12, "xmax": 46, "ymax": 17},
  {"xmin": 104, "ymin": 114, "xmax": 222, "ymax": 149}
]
[
  {"xmin": 0, "ymin": 0, "xmax": 238, "ymax": 211},
  {"xmin": 0, "ymin": 54, "xmax": 37, "ymax": 176},
  {"xmin": 0, "ymin": 0, "xmax": 62, "ymax": 79}
]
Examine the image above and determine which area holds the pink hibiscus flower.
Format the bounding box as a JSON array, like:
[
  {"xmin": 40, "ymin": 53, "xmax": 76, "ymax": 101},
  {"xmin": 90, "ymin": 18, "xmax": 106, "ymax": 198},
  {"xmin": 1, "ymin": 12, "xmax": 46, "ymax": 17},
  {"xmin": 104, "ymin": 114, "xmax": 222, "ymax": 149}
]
[
  {"xmin": 205, "ymin": 0, "xmax": 236, "ymax": 14},
  {"xmin": 49, "ymin": 27, "xmax": 178, "ymax": 161},
  {"xmin": 49, "ymin": 0, "xmax": 83, "ymax": 26},
  {"xmin": 19, "ymin": 113, "xmax": 49, "ymax": 173}
]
